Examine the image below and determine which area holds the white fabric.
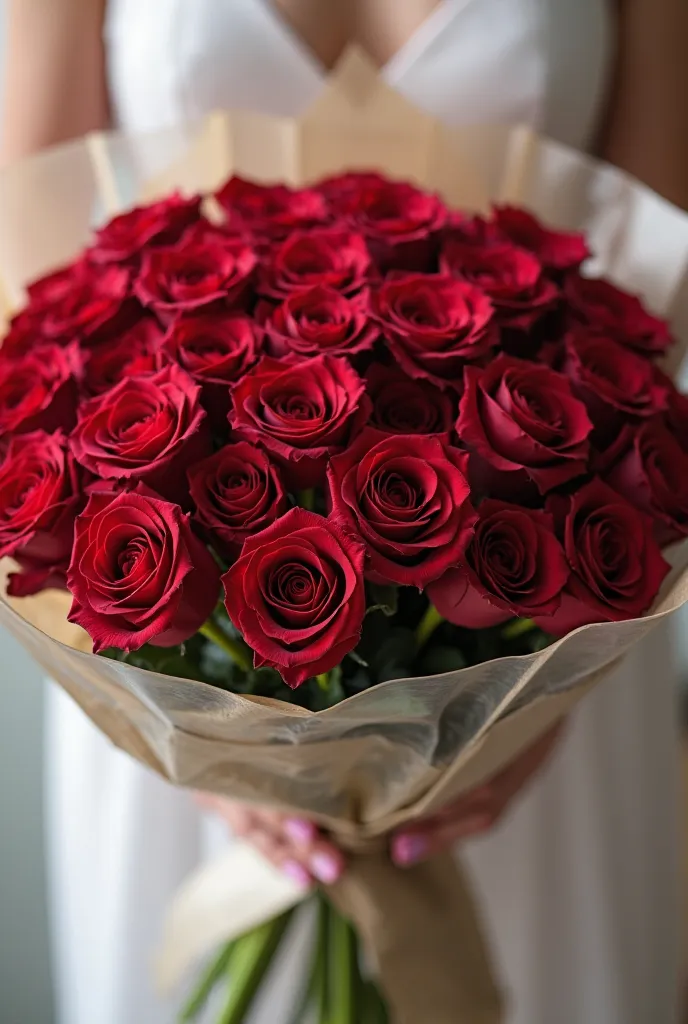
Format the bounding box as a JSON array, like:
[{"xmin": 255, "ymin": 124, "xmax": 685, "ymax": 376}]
[{"xmin": 46, "ymin": 2, "xmax": 681, "ymax": 1022}]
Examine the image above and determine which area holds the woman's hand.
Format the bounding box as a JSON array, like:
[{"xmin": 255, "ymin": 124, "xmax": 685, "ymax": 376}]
[{"xmin": 196, "ymin": 721, "xmax": 565, "ymax": 881}]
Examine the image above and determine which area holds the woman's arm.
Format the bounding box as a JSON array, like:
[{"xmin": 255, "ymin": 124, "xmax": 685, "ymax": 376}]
[
  {"xmin": 0, "ymin": 0, "xmax": 108, "ymax": 163},
  {"xmin": 601, "ymin": 0, "xmax": 688, "ymax": 208}
]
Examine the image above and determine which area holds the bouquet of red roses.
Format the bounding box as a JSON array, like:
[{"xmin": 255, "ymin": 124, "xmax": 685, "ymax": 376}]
[{"xmin": 1, "ymin": 53, "xmax": 688, "ymax": 1024}]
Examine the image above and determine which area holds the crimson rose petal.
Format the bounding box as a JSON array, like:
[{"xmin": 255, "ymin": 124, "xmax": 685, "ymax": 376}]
[
  {"xmin": 257, "ymin": 228, "xmax": 374, "ymax": 300},
  {"xmin": 565, "ymin": 275, "xmax": 672, "ymax": 357},
  {"xmin": 261, "ymin": 286, "xmax": 379, "ymax": 359},
  {"xmin": 365, "ymin": 364, "xmax": 455, "ymax": 438},
  {"xmin": 89, "ymin": 194, "xmax": 202, "ymax": 264},
  {"xmin": 492, "ymin": 206, "xmax": 589, "ymax": 271},
  {"xmin": 0, "ymin": 342, "xmax": 81, "ymax": 437}
]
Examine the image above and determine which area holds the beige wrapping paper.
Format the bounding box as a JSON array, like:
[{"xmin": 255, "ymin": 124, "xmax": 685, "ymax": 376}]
[{"xmin": 2, "ymin": 49, "xmax": 688, "ymax": 1022}]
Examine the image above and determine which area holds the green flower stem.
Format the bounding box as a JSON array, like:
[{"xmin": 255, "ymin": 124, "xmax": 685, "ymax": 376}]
[
  {"xmin": 178, "ymin": 940, "xmax": 235, "ymax": 1021},
  {"xmin": 501, "ymin": 617, "xmax": 536, "ymax": 640},
  {"xmin": 363, "ymin": 980, "xmax": 390, "ymax": 1023},
  {"xmin": 328, "ymin": 905, "xmax": 359, "ymax": 1024},
  {"xmin": 199, "ymin": 620, "xmax": 252, "ymax": 673},
  {"xmin": 299, "ymin": 489, "xmax": 315, "ymax": 511},
  {"xmin": 316, "ymin": 672, "xmax": 330, "ymax": 692},
  {"xmin": 415, "ymin": 603, "xmax": 444, "ymax": 650},
  {"xmin": 313, "ymin": 895, "xmax": 331, "ymax": 1023},
  {"xmin": 216, "ymin": 910, "xmax": 293, "ymax": 1024}
]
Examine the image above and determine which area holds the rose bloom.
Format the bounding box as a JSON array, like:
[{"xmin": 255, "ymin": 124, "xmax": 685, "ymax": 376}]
[
  {"xmin": 565, "ymin": 275, "xmax": 672, "ymax": 357},
  {"xmin": 365, "ymin": 363, "xmax": 454, "ymax": 438},
  {"xmin": 257, "ymin": 227, "xmax": 374, "ymax": 300},
  {"xmin": 82, "ymin": 316, "xmax": 165, "ymax": 396},
  {"xmin": 135, "ymin": 236, "xmax": 256, "ymax": 318},
  {"xmin": 0, "ymin": 431, "xmax": 83, "ymax": 596},
  {"xmin": 457, "ymin": 354, "xmax": 593, "ymax": 494},
  {"xmin": 316, "ymin": 171, "xmax": 389, "ymax": 205},
  {"xmin": 88, "ymin": 193, "xmax": 202, "ymax": 264},
  {"xmin": 533, "ymin": 478, "xmax": 670, "ymax": 635},
  {"xmin": 67, "ymin": 485, "xmax": 221, "ymax": 653},
  {"xmin": 327, "ymin": 429, "xmax": 476, "ymax": 588},
  {"xmin": 229, "ymin": 354, "xmax": 370, "ymax": 488},
  {"xmin": 440, "ymin": 240, "xmax": 559, "ymax": 329},
  {"xmin": 162, "ymin": 312, "xmax": 262, "ymax": 429},
  {"xmin": 492, "ymin": 206, "xmax": 589, "ymax": 271},
  {"xmin": 261, "ymin": 285, "xmax": 379, "ymax": 359},
  {"xmin": 215, "ymin": 176, "xmax": 329, "ymax": 239},
  {"xmin": 427, "ymin": 501, "xmax": 569, "ymax": 628},
  {"xmin": 70, "ymin": 363, "xmax": 210, "ymax": 505},
  {"xmin": 22, "ymin": 260, "xmax": 131, "ymax": 344},
  {"xmin": 605, "ymin": 419, "xmax": 688, "ymax": 546},
  {"xmin": 188, "ymin": 442, "xmax": 288, "ymax": 559},
  {"xmin": 371, "ymin": 273, "xmax": 497, "ymax": 389},
  {"xmin": 0, "ymin": 342, "xmax": 80, "ymax": 437},
  {"xmin": 222, "ymin": 507, "xmax": 366, "ymax": 688}
]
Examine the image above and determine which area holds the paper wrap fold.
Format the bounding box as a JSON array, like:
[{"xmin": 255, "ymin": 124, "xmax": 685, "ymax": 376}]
[{"xmin": 2, "ymin": 49, "xmax": 688, "ymax": 1023}]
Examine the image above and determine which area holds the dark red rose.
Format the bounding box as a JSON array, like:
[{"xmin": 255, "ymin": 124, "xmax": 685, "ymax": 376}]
[
  {"xmin": 532, "ymin": 478, "xmax": 670, "ymax": 635},
  {"xmin": 492, "ymin": 206, "xmax": 589, "ymax": 271},
  {"xmin": 69, "ymin": 363, "xmax": 210, "ymax": 504},
  {"xmin": 188, "ymin": 442, "xmax": 288, "ymax": 559},
  {"xmin": 222, "ymin": 507, "xmax": 365, "ymax": 688},
  {"xmin": 0, "ymin": 342, "xmax": 80, "ymax": 437},
  {"xmin": 215, "ymin": 176, "xmax": 329, "ymax": 239},
  {"xmin": 365, "ymin": 363, "xmax": 454, "ymax": 438},
  {"xmin": 371, "ymin": 273, "xmax": 497, "ymax": 389},
  {"xmin": 327, "ymin": 430, "xmax": 476, "ymax": 588},
  {"xmin": 229, "ymin": 354, "xmax": 370, "ymax": 488},
  {"xmin": 23, "ymin": 260, "xmax": 131, "ymax": 344},
  {"xmin": 605, "ymin": 419, "xmax": 688, "ymax": 545},
  {"xmin": 134, "ymin": 237, "xmax": 256, "ymax": 318},
  {"xmin": 89, "ymin": 194, "xmax": 202, "ymax": 263},
  {"xmin": 457, "ymin": 355, "xmax": 593, "ymax": 494},
  {"xmin": 0, "ymin": 431, "xmax": 83, "ymax": 596},
  {"xmin": 441, "ymin": 214, "xmax": 502, "ymax": 248},
  {"xmin": 315, "ymin": 171, "xmax": 389, "ymax": 205},
  {"xmin": 162, "ymin": 312, "xmax": 262, "ymax": 429},
  {"xmin": 440, "ymin": 241, "xmax": 559, "ymax": 329},
  {"xmin": 427, "ymin": 501, "xmax": 569, "ymax": 628},
  {"xmin": 257, "ymin": 228, "xmax": 374, "ymax": 300},
  {"xmin": 565, "ymin": 275, "xmax": 672, "ymax": 357},
  {"xmin": 67, "ymin": 485, "xmax": 221, "ymax": 652},
  {"xmin": 663, "ymin": 377, "xmax": 688, "ymax": 453},
  {"xmin": 82, "ymin": 316, "xmax": 165, "ymax": 396},
  {"xmin": 261, "ymin": 286, "xmax": 378, "ymax": 359}
]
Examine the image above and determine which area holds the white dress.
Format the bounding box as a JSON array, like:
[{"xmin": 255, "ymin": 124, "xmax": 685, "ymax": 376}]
[{"xmin": 46, "ymin": 2, "xmax": 682, "ymax": 1022}]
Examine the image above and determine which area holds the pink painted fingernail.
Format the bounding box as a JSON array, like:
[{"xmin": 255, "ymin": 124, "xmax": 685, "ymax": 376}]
[
  {"xmin": 391, "ymin": 835, "xmax": 428, "ymax": 866},
  {"xmin": 282, "ymin": 860, "xmax": 311, "ymax": 888},
  {"xmin": 284, "ymin": 818, "xmax": 317, "ymax": 845},
  {"xmin": 310, "ymin": 851, "xmax": 342, "ymax": 884}
]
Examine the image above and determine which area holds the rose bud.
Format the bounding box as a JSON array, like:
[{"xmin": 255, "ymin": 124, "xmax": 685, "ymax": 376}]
[
  {"xmin": 427, "ymin": 501, "xmax": 569, "ymax": 628},
  {"xmin": 257, "ymin": 227, "xmax": 374, "ymax": 300},
  {"xmin": 532, "ymin": 478, "xmax": 670, "ymax": 636},
  {"xmin": 88, "ymin": 193, "xmax": 202, "ymax": 264},
  {"xmin": 229, "ymin": 354, "xmax": 370, "ymax": 489},
  {"xmin": 69, "ymin": 363, "xmax": 210, "ymax": 506},
  {"xmin": 0, "ymin": 431, "xmax": 83, "ymax": 596},
  {"xmin": 492, "ymin": 206, "xmax": 589, "ymax": 271},
  {"xmin": 188, "ymin": 442, "xmax": 288, "ymax": 559},
  {"xmin": 371, "ymin": 273, "xmax": 498, "ymax": 389},
  {"xmin": 82, "ymin": 316, "xmax": 165, "ymax": 396},
  {"xmin": 214, "ymin": 176, "xmax": 329, "ymax": 240},
  {"xmin": 222, "ymin": 507, "xmax": 366, "ymax": 688},
  {"xmin": 365, "ymin": 363, "xmax": 454, "ymax": 438},
  {"xmin": 0, "ymin": 342, "xmax": 81, "ymax": 437},
  {"xmin": 565, "ymin": 275, "xmax": 672, "ymax": 357},
  {"xmin": 67, "ymin": 485, "xmax": 221, "ymax": 653},
  {"xmin": 261, "ymin": 285, "xmax": 379, "ymax": 359},
  {"xmin": 457, "ymin": 354, "xmax": 593, "ymax": 494},
  {"xmin": 327, "ymin": 429, "xmax": 476, "ymax": 589}
]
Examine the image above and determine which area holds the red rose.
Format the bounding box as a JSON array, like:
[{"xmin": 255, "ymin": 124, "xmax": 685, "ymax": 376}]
[
  {"xmin": 19, "ymin": 260, "xmax": 132, "ymax": 345},
  {"xmin": 0, "ymin": 431, "xmax": 82, "ymax": 596},
  {"xmin": 365, "ymin": 363, "xmax": 454, "ymax": 438},
  {"xmin": 215, "ymin": 176, "xmax": 329, "ymax": 240},
  {"xmin": 188, "ymin": 441, "xmax": 288, "ymax": 559},
  {"xmin": 427, "ymin": 501, "xmax": 569, "ymax": 628},
  {"xmin": 69, "ymin": 363, "xmax": 210, "ymax": 504},
  {"xmin": 532, "ymin": 478, "xmax": 670, "ymax": 635},
  {"xmin": 0, "ymin": 342, "xmax": 80, "ymax": 437},
  {"xmin": 457, "ymin": 355, "xmax": 592, "ymax": 494},
  {"xmin": 327, "ymin": 430, "xmax": 476, "ymax": 588},
  {"xmin": 162, "ymin": 312, "xmax": 262, "ymax": 429},
  {"xmin": 664, "ymin": 379, "xmax": 688, "ymax": 453},
  {"xmin": 67, "ymin": 485, "xmax": 221, "ymax": 652},
  {"xmin": 605, "ymin": 419, "xmax": 688, "ymax": 545},
  {"xmin": 565, "ymin": 275, "xmax": 672, "ymax": 357},
  {"xmin": 492, "ymin": 206, "xmax": 589, "ymax": 271},
  {"xmin": 371, "ymin": 273, "xmax": 497, "ymax": 389},
  {"xmin": 229, "ymin": 354, "xmax": 370, "ymax": 488},
  {"xmin": 257, "ymin": 228, "xmax": 374, "ymax": 300},
  {"xmin": 83, "ymin": 316, "xmax": 164, "ymax": 396},
  {"xmin": 222, "ymin": 507, "xmax": 365, "ymax": 688},
  {"xmin": 134, "ymin": 237, "xmax": 256, "ymax": 318},
  {"xmin": 261, "ymin": 286, "xmax": 379, "ymax": 359},
  {"xmin": 89, "ymin": 194, "xmax": 202, "ymax": 264},
  {"xmin": 440, "ymin": 241, "xmax": 559, "ymax": 329}
]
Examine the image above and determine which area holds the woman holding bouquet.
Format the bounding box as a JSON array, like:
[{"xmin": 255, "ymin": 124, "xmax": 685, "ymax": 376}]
[{"xmin": 2, "ymin": 1, "xmax": 687, "ymax": 1023}]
